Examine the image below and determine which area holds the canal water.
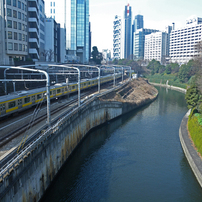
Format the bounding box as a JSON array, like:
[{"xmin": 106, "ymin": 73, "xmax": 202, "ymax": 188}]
[{"xmin": 42, "ymin": 87, "xmax": 202, "ymax": 202}]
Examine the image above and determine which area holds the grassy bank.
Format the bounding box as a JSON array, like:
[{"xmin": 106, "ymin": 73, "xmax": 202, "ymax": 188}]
[
  {"xmin": 146, "ymin": 74, "xmax": 187, "ymax": 89},
  {"xmin": 188, "ymin": 112, "xmax": 202, "ymax": 155}
]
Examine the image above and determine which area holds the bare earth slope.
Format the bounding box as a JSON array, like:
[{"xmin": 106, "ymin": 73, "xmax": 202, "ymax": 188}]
[{"xmin": 101, "ymin": 78, "xmax": 158, "ymax": 106}]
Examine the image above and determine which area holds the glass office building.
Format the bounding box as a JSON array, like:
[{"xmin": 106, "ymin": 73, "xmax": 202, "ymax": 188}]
[
  {"xmin": 45, "ymin": 0, "xmax": 89, "ymax": 64},
  {"xmin": 76, "ymin": 0, "xmax": 89, "ymax": 63}
]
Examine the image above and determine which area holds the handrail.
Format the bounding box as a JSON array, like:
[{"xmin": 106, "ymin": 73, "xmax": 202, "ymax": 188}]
[{"xmin": 0, "ymin": 79, "xmax": 130, "ymax": 180}]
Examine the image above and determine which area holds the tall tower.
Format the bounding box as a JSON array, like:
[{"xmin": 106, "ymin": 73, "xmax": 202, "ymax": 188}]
[{"xmin": 124, "ymin": 4, "xmax": 132, "ymax": 59}]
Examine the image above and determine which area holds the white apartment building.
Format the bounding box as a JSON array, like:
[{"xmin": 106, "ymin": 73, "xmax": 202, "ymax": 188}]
[
  {"xmin": 113, "ymin": 15, "xmax": 122, "ymax": 60},
  {"xmin": 144, "ymin": 31, "xmax": 168, "ymax": 64},
  {"xmin": 170, "ymin": 16, "xmax": 202, "ymax": 64},
  {"xmin": 0, "ymin": 0, "xmax": 28, "ymax": 65}
]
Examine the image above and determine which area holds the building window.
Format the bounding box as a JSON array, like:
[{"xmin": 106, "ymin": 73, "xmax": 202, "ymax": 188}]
[
  {"xmin": 22, "ymin": 2, "xmax": 24, "ymax": 10},
  {"xmin": 7, "ymin": 20, "xmax": 12, "ymax": 28},
  {"xmin": 13, "ymin": 0, "xmax": 17, "ymax": 7},
  {"xmin": 22, "ymin": 24, "xmax": 24, "ymax": 31},
  {"xmin": 19, "ymin": 44, "xmax": 22, "ymax": 51},
  {"xmin": 25, "ymin": 5, "xmax": 27, "ymax": 12},
  {"xmin": 53, "ymin": 2, "xmax": 55, "ymax": 6},
  {"xmin": 18, "ymin": 11, "xmax": 21, "ymax": 19},
  {"xmin": 50, "ymin": 9, "xmax": 52, "ymax": 13},
  {"xmin": 53, "ymin": 9, "xmax": 55, "ymax": 13},
  {"xmin": 14, "ymin": 32, "xmax": 17, "ymax": 40},
  {"xmin": 14, "ymin": 43, "xmax": 18, "ymax": 51},
  {"xmin": 22, "ymin": 13, "xmax": 24, "ymax": 21},
  {"xmin": 18, "ymin": 22, "xmax": 21, "ymax": 30},
  {"xmin": 8, "ymin": 42, "xmax": 13, "ymax": 50},
  {"xmin": 13, "ymin": 10, "xmax": 17, "ymax": 18},
  {"xmin": 7, "ymin": 0, "xmax": 11, "ymax": 5},
  {"xmin": 50, "ymin": 2, "xmax": 52, "ymax": 6},
  {"xmin": 22, "ymin": 34, "xmax": 25, "ymax": 41},
  {"xmin": 13, "ymin": 21, "xmax": 17, "ymax": 29},
  {"xmin": 22, "ymin": 44, "xmax": 25, "ymax": 51},
  {"xmin": 18, "ymin": 33, "xmax": 22, "ymax": 41},
  {"xmin": 18, "ymin": 1, "xmax": 21, "ymax": 9},
  {"xmin": 7, "ymin": 8, "xmax": 12, "ymax": 17},
  {"xmin": 8, "ymin": 31, "xmax": 12, "ymax": 39}
]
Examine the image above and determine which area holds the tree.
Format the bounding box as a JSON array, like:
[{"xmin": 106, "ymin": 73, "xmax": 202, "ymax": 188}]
[
  {"xmin": 185, "ymin": 85, "xmax": 200, "ymax": 109},
  {"xmin": 178, "ymin": 64, "xmax": 190, "ymax": 82},
  {"xmin": 91, "ymin": 46, "xmax": 103, "ymax": 64}
]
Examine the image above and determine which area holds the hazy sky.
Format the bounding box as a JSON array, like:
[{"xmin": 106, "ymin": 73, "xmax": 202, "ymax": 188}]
[{"xmin": 90, "ymin": 0, "xmax": 202, "ymax": 52}]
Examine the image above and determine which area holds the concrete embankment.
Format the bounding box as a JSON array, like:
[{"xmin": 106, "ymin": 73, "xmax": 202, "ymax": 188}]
[
  {"xmin": 0, "ymin": 79, "xmax": 158, "ymax": 202},
  {"xmin": 179, "ymin": 110, "xmax": 202, "ymax": 187},
  {"xmin": 149, "ymin": 82, "xmax": 186, "ymax": 93}
]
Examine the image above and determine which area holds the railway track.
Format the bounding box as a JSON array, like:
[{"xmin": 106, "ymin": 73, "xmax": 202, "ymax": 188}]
[
  {"xmin": 0, "ymin": 78, "xmax": 128, "ymax": 170},
  {"xmin": 0, "ymin": 81, "xmax": 115, "ymax": 149}
]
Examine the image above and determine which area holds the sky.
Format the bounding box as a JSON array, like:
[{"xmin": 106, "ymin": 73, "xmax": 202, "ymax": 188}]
[{"xmin": 89, "ymin": 0, "xmax": 202, "ymax": 53}]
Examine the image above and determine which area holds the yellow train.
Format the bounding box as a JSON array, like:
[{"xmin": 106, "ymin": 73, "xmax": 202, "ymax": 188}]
[{"xmin": 0, "ymin": 74, "xmax": 122, "ymax": 118}]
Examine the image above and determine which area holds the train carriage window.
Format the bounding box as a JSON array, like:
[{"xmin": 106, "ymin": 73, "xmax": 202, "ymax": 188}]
[
  {"xmin": 53, "ymin": 90, "xmax": 56, "ymax": 95},
  {"xmin": 24, "ymin": 97, "xmax": 30, "ymax": 104},
  {"xmin": 57, "ymin": 89, "xmax": 61, "ymax": 94},
  {"xmin": 50, "ymin": 91, "xmax": 52, "ymax": 95},
  {"xmin": 62, "ymin": 88, "xmax": 64, "ymax": 93},
  {"xmin": 0, "ymin": 104, "xmax": 5, "ymax": 111},
  {"xmin": 65, "ymin": 87, "xmax": 67, "ymax": 91},
  {"xmin": 18, "ymin": 99, "xmax": 22, "ymax": 105},
  {"xmin": 37, "ymin": 94, "xmax": 42, "ymax": 100},
  {"xmin": 32, "ymin": 95, "xmax": 35, "ymax": 102},
  {"xmin": 72, "ymin": 86, "xmax": 75, "ymax": 89},
  {"xmin": 8, "ymin": 101, "xmax": 16, "ymax": 109}
]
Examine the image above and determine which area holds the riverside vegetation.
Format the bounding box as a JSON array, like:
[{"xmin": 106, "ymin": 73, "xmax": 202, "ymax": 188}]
[
  {"xmin": 112, "ymin": 55, "xmax": 202, "ymax": 156},
  {"xmin": 145, "ymin": 59, "xmax": 202, "ymax": 156}
]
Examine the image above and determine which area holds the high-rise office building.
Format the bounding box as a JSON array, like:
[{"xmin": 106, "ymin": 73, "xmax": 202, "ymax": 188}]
[
  {"xmin": 113, "ymin": 15, "xmax": 122, "ymax": 60},
  {"xmin": 133, "ymin": 15, "xmax": 144, "ymax": 33},
  {"xmin": 45, "ymin": 0, "xmax": 89, "ymax": 64},
  {"xmin": 132, "ymin": 14, "xmax": 144, "ymax": 59},
  {"xmin": 124, "ymin": 4, "xmax": 132, "ymax": 59},
  {"xmin": 0, "ymin": 0, "xmax": 28, "ymax": 65},
  {"xmin": 133, "ymin": 28, "xmax": 159, "ymax": 60},
  {"xmin": 144, "ymin": 31, "xmax": 168, "ymax": 64},
  {"xmin": 170, "ymin": 16, "xmax": 202, "ymax": 64}
]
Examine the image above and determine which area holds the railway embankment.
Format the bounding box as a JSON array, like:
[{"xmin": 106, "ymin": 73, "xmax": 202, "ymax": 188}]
[{"xmin": 0, "ymin": 79, "xmax": 158, "ymax": 202}]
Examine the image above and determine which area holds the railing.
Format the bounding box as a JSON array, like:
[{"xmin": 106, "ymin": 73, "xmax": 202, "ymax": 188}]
[{"xmin": 0, "ymin": 80, "xmax": 129, "ymax": 181}]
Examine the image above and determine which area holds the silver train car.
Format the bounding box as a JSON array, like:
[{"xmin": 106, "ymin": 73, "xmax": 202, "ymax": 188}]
[{"xmin": 0, "ymin": 74, "xmax": 122, "ymax": 118}]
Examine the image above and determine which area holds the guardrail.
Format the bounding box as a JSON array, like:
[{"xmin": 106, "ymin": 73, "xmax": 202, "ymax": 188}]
[{"xmin": 0, "ymin": 80, "xmax": 129, "ymax": 181}]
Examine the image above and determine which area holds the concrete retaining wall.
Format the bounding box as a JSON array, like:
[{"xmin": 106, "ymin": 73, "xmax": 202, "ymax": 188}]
[
  {"xmin": 0, "ymin": 93, "xmax": 156, "ymax": 202},
  {"xmin": 179, "ymin": 110, "xmax": 202, "ymax": 187}
]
